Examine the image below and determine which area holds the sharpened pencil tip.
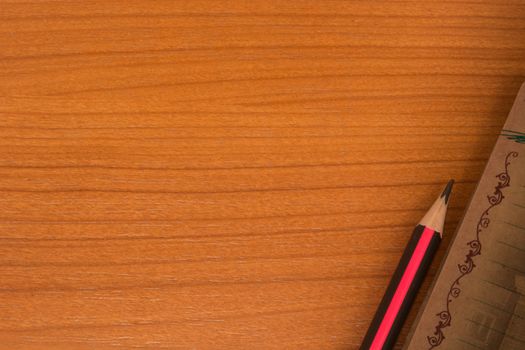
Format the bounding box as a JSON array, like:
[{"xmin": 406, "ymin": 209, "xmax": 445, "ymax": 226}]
[{"xmin": 440, "ymin": 179, "xmax": 454, "ymax": 204}]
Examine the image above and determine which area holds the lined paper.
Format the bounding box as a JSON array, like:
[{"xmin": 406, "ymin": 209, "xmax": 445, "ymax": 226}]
[{"xmin": 405, "ymin": 83, "xmax": 525, "ymax": 350}]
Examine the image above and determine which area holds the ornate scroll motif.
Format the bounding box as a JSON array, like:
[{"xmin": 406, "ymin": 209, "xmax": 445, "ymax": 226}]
[{"xmin": 426, "ymin": 151, "xmax": 518, "ymax": 348}]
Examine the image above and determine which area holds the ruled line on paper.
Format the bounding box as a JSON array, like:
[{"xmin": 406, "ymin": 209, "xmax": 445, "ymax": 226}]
[
  {"xmin": 468, "ymin": 296, "xmax": 525, "ymax": 320},
  {"xmin": 487, "ymin": 258, "xmax": 525, "ymax": 275},
  {"xmin": 457, "ymin": 338, "xmax": 486, "ymax": 350},
  {"xmin": 497, "ymin": 240, "xmax": 525, "ymax": 254},
  {"xmin": 512, "ymin": 202, "xmax": 525, "ymax": 209},
  {"xmin": 503, "ymin": 221, "xmax": 525, "ymax": 232},
  {"xmin": 465, "ymin": 318, "xmax": 525, "ymax": 345},
  {"xmin": 482, "ymin": 279, "xmax": 524, "ymax": 297}
]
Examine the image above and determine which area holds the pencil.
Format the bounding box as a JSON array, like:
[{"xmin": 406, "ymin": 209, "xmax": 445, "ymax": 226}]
[{"xmin": 360, "ymin": 180, "xmax": 454, "ymax": 350}]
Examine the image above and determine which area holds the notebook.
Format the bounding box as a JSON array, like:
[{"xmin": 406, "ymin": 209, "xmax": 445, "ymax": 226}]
[{"xmin": 404, "ymin": 83, "xmax": 525, "ymax": 350}]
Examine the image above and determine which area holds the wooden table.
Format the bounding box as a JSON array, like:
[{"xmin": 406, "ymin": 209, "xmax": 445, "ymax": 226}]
[{"xmin": 1, "ymin": 1, "xmax": 525, "ymax": 349}]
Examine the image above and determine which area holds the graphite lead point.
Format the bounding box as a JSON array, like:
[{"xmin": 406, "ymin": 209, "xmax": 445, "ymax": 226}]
[{"xmin": 441, "ymin": 179, "xmax": 454, "ymax": 204}]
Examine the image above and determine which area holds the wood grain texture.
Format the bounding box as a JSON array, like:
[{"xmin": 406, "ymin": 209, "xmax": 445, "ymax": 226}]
[{"xmin": 1, "ymin": 1, "xmax": 524, "ymax": 349}]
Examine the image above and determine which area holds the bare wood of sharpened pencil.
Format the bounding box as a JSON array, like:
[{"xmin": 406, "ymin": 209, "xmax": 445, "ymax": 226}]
[{"xmin": 419, "ymin": 180, "xmax": 454, "ymax": 236}]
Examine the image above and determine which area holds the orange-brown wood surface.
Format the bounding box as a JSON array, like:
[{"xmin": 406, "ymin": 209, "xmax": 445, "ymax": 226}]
[{"xmin": 1, "ymin": 1, "xmax": 525, "ymax": 349}]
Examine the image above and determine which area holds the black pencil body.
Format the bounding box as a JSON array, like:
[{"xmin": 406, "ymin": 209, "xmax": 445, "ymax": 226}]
[{"xmin": 360, "ymin": 225, "xmax": 441, "ymax": 350}]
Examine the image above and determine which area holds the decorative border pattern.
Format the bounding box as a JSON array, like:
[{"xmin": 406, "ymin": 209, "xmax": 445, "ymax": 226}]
[{"xmin": 426, "ymin": 151, "xmax": 519, "ymax": 348}]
